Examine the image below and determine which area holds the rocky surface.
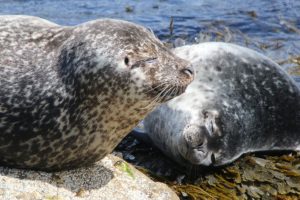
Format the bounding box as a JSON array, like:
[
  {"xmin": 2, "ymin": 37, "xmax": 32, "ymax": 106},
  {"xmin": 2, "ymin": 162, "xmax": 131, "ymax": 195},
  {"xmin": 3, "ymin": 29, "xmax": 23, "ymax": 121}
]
[{"xmin": 0, "ymin": 154, "xmax": 178, "ymax": 200}]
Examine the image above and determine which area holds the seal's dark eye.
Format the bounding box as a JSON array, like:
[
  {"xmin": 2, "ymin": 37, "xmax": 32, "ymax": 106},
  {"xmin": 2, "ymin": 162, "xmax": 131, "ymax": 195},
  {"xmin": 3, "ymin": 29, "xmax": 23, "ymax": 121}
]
[
  {"xmin": 124, "ymin": 57, "xmax": 129, "ymax": 66},
  {"xmin": 196, "ymin": 141, "xmax": 204, "ymax": 150}
]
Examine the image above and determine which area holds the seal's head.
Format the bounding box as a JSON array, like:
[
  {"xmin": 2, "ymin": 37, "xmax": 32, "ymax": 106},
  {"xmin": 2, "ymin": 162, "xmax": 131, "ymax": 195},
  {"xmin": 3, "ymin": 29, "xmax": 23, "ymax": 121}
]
[
  {"xmin": 176, "ymin": 110, "xmax": 224, "ymax": 166},
  {"xmin": 59, "ymin": 19, "xmax": 194, "ymax": 107},
  {"xmin": 179, "ymin": 124, "xmax": 213, "ymax": 165}
]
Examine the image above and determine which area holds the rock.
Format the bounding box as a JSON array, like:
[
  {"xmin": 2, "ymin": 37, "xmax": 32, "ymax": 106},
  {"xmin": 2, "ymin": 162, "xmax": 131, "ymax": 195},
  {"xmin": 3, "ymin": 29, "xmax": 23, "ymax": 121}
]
[{"xmin": 0, "ymin": 154, "xmax": 178, "ymax": 200}]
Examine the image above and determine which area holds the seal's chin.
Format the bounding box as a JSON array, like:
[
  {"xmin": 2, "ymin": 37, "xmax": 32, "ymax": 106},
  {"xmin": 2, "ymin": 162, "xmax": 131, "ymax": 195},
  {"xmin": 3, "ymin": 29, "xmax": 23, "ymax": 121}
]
[{"xmin": 148, "ymin": 84, "xmax": 188, "ymax": 103}]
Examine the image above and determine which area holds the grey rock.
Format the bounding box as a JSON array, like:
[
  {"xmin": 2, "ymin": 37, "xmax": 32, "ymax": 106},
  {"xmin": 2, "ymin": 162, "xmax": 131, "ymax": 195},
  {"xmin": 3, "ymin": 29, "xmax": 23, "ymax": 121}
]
[{"xmin": 0, "ymin": 154, "xmax": 178, "ymax": 200}]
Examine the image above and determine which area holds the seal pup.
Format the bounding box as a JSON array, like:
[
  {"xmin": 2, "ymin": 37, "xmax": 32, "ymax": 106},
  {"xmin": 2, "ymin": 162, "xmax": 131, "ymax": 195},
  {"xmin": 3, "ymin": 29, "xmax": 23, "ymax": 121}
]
[
  {"xmin": 0, "ymin": 15, "xmax": 194, "ymax": 171},
  {"xmin": 140, "ymin": 42, "xmax": 300, "ymax": 167}
]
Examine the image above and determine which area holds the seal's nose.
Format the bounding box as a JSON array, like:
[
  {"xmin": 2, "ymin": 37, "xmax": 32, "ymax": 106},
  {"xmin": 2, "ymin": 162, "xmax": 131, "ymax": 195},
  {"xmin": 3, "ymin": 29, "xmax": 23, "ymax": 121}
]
[{"xmin": 181, "ymin": 65, "xmax": 194, "ymax": 79}]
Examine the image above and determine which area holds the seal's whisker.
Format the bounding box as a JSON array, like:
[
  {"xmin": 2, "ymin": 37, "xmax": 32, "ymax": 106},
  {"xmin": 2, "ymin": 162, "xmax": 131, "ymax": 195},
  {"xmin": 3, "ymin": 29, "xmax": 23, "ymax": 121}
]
[
  {"xmin": 160, "ymin": 86, "xmax": 174, "ymax": 101},
  {"xmin": 175, "ymin": 85, "xmax": 180, "ymax": 96},
  {"xmin": 152, "ymin": 84, "xmax": 171, "ymax": 103},
  {"xmin": 145, "ymin": 81, "xmax": 169, "ymax": 94},
  {"xmin": 153, "ymin": 85, "xmax": 170, "ymax": 102},
  {"xmin": 158, "ymin": 85, "xmax": 172, "ymax": 101},
  {"xmin": 145, "ymin": 82, "xmax": 167, "ymax": 93},
  {"xmin": 169, "ymin": 86, "xmax": 176, "ymax": 98},
  {"xmin": 141, "ymin": 85, "xmax": 169, "ymax": 109},
  {"xmin": 165, "ymin": 87, "xmax": 174, "ymax": 99},
  {"xmin": 180, "ymin": 85, "xmax": 185, "ymax": 95}
]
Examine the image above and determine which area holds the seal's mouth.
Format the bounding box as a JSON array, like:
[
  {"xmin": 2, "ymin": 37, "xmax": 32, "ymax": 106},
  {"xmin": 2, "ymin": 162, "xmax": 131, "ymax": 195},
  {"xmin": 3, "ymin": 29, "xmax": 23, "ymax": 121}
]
[
  {"xmin": 185, "ymin": 150, "xmax": 215, "ymax": 166},
  {"xmin": 148, "ymin": 84, "xmax": 187, "ymax": 103}
]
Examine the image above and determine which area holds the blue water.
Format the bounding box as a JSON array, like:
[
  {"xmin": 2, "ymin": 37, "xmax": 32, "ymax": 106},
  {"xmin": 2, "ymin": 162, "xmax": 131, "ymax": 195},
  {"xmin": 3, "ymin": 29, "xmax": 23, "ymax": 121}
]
[{"xmin": 0, "ymin": 0, "xmax": 300, "ymax": 66}]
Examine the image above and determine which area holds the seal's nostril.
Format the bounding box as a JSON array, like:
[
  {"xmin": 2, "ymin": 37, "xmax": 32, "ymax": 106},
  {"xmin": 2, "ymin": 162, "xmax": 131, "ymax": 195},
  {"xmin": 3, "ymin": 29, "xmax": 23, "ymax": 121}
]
[{"xmin": 182, "ymin": 66, "xmax": 194, "ymax": 78}]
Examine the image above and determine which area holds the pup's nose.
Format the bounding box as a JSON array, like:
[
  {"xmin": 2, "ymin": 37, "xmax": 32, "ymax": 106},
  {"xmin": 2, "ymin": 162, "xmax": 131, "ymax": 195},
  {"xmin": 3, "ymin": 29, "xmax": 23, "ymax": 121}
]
[{"xmin": 181, "ymin": 65, "xmax": 194, "ymax": 79}]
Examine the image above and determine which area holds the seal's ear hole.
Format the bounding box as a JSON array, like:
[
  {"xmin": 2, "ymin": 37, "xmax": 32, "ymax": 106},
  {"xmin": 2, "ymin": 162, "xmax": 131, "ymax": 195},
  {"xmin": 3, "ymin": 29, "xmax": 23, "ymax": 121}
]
[{"xmin": 124, "ymin": 57, "xmax": 129, "ymax": 66}]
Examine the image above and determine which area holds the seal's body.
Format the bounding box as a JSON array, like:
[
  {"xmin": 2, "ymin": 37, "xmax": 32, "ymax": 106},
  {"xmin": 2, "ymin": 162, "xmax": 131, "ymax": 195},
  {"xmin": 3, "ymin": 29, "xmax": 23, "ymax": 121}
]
[
  {"xmin": 142, "ymin": 42, "xmax": 300, "ymax": 167},
  {"xmin": 0, "ymin": 15, "xmax": 194, "ymax": 171}
]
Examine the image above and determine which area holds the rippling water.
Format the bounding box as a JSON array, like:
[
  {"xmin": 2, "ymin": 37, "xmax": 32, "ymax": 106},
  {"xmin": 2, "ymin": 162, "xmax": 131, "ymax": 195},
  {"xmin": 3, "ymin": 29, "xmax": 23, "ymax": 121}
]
[{"xmin": 1, "ymin": 0, "xmax": 299, "ymax": 65}]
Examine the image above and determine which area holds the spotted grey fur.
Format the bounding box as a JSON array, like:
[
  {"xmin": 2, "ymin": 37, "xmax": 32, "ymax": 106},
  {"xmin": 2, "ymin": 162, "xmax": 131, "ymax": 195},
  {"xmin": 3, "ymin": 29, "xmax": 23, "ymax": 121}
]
[
  {"xmin": 0, "ymin": 15, "xmax": 194, "ymax": 171},
  {"xmin": 141, "ymin": 42, "xmax": 300, "ymax": 167}
]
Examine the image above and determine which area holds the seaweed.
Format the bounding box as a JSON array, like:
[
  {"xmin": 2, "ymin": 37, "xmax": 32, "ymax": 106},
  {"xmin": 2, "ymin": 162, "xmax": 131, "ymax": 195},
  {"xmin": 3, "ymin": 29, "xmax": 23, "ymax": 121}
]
[
  {"xmin": 116, "ymin": 135, "xmax": 300, "ymax": 200},
  {"xmin": 170, "ymin": 153, "xmax": 300, "ymax": 200}
]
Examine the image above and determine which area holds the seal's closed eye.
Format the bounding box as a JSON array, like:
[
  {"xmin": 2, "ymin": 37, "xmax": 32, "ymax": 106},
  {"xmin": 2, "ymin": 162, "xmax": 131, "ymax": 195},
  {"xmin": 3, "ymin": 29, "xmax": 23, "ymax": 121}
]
[
  {"xmin": 144, "ymin": 57, "xmax": 158, "ymax": 64},
  {"xmin": 131, "ymin": 57, "xmax": 158, "ymax": 69},
  {"xmin": 211, "ymin": 153, "xmax": 216, "ymax": 165},
  {"xmin": 195, "ymin": 140, "xmax": 204, "ymax": 150}
]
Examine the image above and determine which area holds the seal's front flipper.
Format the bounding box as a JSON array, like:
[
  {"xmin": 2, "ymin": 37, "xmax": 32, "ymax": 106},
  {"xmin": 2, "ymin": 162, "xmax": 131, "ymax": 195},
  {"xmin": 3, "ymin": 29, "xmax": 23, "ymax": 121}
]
[{"xmin": 130, "ymin": 121, "xmax": 154, "ymax": 146}]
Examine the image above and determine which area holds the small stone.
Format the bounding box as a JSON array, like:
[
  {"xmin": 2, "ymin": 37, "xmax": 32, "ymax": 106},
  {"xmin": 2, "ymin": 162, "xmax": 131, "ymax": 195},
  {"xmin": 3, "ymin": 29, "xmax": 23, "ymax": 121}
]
[
  {"xmin": 125, "ymin": 6, "xmax": 134, "ymax": 13},
  {"xmin": 246, "ymin": 11, "xmax": 257, "ymax": 18},
  {"xmin": 76, "ymin": 188, "xmax": 89, "ymax": 197},
  {"xmin": 181, "ymin": 191, "xmax": 188, "ymax": 197},
  {"xmin": 124, "ymin": 154, "xmax": 135, "ymax": 161}
]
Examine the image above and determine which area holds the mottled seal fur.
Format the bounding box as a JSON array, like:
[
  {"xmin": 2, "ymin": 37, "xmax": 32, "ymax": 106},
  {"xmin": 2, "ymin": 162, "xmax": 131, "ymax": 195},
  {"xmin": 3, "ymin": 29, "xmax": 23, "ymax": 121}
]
[
  {"xmin": 140, "ymin": 42, "xmax": 300, "ymax": 167},
  {"xmin": 0, "ymin": 15, "xmax": 194, "ymax": 171}
]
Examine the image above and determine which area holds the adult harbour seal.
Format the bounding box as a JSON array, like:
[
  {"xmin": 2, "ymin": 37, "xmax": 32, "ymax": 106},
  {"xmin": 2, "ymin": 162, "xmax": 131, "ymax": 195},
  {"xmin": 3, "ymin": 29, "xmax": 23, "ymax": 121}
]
[
  {"xmin": 0, "ymin": 15, "xmax": 194, "ymax": 171},
  {"xmin": 140, "ymin": 42, "xmax": 300, "ymax": 168}
]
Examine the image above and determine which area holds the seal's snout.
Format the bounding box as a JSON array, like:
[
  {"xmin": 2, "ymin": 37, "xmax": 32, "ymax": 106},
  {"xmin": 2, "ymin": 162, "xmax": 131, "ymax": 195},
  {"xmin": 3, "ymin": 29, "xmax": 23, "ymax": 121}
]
[
  {"xmin": 184, "ymin": 126, "xmax": 207, "ymax": 149},
  {"xmin": 181, "ymin": 125, "xmax": 214, "ymax": 165}
]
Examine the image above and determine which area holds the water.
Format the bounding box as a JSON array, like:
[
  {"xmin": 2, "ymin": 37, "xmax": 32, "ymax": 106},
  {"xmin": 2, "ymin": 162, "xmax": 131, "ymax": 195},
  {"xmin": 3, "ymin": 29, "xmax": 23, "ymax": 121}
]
[{"xmin": 0, "ymin": 0, "xmax": 300, "ymax": 65}]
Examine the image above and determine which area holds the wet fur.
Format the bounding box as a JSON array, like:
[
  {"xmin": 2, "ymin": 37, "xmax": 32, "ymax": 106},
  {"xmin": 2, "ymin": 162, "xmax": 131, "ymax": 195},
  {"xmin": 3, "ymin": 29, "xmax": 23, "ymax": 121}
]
[
  {"xmin": 0, "ymin": 15, "xmax": 193, "ymax": 171},
  {"xmin": 143, "ymin": 42, "xmax": 300, "ymax": 167}
]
